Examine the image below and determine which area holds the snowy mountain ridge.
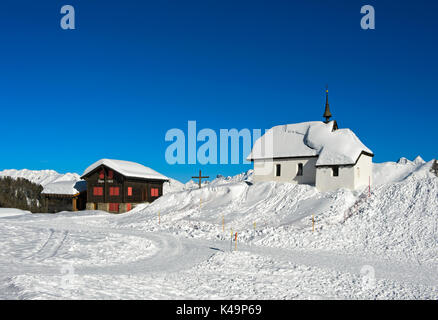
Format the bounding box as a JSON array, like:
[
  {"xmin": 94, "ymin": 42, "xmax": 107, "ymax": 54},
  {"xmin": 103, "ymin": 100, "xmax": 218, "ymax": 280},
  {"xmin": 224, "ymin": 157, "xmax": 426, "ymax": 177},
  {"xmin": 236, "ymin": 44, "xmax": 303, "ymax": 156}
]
[{"xmin": 0, "ymin": 169, "xmax": 80, "ymax": 187}]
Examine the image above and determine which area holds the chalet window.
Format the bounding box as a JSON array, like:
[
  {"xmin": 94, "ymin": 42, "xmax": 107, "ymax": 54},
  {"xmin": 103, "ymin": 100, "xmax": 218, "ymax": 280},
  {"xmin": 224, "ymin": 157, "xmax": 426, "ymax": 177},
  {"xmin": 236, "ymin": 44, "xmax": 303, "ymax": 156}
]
[
  {"xmin": 108, "ymin": 170, "xmax": 113, "ymax": 179},
  {"xmin": 99, "ymin": 170, "xmax": 104, "ymax": 179},
  {"xmin": 151, "ymin": 187, "xmax": 159, "ymax": 197},
  {"xmin": 275, "ymin": 164, "xmax": 281, "ymax": 177},
  {"xmin": 109, "ymin": 187, "xmax": 120, "ymax": 196},
  {"xmin": 109, "ymin": 203, "xmax": 119, "ymax": 212},
  {"xmin": 93, "ymin": 187, "xmax": 103, "ymax": 196},
  {"xmin": 127, "ymin": 187, "xmax": 133, "ymax": 196},
  {"xmin": 297, "ymin": 163, "xmax": 303, "ymax": 176},
  {"xmin": 332, "ymin": 166, "xmax": 339, "ymax": 177}
]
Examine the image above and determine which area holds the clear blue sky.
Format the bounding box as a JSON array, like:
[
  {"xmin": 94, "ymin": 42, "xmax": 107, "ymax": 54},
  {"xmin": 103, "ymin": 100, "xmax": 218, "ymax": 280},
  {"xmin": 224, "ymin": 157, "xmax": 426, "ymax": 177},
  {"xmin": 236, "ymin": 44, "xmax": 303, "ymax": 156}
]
[{"xmin": 0, "ymin": 0, "xmax": 437, "ymax": 182}]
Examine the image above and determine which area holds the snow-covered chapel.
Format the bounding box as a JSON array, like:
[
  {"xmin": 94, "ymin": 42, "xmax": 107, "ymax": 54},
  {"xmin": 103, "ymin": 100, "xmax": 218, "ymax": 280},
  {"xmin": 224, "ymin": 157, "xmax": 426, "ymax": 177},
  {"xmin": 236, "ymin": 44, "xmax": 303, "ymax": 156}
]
[{"xmin": 247, "ymin": 89, "xmax": 374, "ymax": 192}]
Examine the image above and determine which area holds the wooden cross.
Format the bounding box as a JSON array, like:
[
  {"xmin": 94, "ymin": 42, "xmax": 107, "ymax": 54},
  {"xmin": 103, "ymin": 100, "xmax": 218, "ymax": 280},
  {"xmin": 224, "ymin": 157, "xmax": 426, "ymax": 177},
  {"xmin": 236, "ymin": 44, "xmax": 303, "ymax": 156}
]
[{"xmin": 192, "ymin": 170, "xmax": 209, "ymax": 188}]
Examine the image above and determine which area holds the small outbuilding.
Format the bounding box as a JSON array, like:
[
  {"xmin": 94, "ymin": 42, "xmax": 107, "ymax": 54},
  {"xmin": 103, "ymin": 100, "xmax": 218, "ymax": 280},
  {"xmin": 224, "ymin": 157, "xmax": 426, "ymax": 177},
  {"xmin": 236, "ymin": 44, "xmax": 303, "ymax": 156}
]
[
  {"xmin": 81, "ymin": 159, "xmax": 168, "ymax": 213},
  {"xmin": 42, "ymin": 180, "xmax": 87, "ymax": 213}
]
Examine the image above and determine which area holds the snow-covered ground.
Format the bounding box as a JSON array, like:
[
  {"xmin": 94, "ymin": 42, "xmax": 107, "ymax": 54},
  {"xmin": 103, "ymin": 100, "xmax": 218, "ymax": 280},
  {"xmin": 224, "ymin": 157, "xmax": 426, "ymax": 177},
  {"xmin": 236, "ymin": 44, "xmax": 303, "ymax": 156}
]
[{"xmin": 0, "ymin": 157, "xmax": 437, "ymax": 299}]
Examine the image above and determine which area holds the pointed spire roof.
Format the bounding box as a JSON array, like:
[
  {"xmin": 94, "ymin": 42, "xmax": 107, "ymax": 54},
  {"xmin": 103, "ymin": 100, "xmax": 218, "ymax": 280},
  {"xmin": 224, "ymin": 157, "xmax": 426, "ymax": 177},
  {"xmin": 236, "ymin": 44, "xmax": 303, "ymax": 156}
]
[{"xmin": 323, "ymin": 86, "xmax": 332, "ymax": 123}]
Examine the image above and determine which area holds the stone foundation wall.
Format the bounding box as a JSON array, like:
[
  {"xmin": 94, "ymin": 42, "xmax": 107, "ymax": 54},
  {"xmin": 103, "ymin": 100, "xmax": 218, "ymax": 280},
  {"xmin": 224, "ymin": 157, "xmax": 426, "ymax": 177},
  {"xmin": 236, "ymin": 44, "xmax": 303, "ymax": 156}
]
[
  {"xmin": 86, "ymin": 202, "xmax": 143, "ymax": 213},
  {"xmin": 97, "ymin": 203, "xmax": 109, "ymax": 212}
]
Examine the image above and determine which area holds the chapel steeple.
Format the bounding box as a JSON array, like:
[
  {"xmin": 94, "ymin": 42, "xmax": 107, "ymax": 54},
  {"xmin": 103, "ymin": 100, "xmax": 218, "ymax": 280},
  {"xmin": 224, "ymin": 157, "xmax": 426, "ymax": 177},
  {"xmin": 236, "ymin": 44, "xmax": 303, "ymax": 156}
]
[
  {"xmin": 323, "ymin": 85, "xmax": 332, "ymax": 123},
  {"xmin": 323, "ymin": 86, "xmax": 338, "ymax": 130}
]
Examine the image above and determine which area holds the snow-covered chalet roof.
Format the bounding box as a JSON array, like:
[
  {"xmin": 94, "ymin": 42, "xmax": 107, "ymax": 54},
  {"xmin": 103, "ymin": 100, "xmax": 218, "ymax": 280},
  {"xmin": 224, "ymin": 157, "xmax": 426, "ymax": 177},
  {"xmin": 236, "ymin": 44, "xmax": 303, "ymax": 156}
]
[
  {"xmin": 81, "ymin": 159, "xmax": 169, "ymax": 181},
  {"xmin": 42, "ymin": 180, "xmax": 87, "ymax": 196},
  {"xmin": 247, "ymin": 121, "xmax": 373, "ymax": 166}
]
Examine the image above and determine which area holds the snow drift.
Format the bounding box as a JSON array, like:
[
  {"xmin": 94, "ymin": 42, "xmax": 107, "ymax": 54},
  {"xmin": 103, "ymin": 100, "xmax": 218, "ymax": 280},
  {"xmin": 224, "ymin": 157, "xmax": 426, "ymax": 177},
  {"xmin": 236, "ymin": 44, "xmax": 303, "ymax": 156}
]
[{"xmin": 114, "ymin": 157, "xmax": 437, "ymax": 263}]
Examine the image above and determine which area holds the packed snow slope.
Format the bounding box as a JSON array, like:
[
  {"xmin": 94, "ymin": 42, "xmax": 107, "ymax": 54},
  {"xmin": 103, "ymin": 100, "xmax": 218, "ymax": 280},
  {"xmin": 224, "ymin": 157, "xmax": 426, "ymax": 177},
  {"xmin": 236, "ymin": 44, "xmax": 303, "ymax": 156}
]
[{"xmin": 114, "ymin": 157, "xmax": 438, "ymax": 264}]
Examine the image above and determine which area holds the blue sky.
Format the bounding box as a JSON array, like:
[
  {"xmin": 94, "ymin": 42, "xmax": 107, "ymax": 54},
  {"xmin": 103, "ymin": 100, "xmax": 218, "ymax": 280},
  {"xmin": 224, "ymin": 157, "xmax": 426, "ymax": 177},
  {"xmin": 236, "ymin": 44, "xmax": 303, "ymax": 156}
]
[{"xmin": 0, "ymin": 0, "xmax": 437, "ymax": 182}]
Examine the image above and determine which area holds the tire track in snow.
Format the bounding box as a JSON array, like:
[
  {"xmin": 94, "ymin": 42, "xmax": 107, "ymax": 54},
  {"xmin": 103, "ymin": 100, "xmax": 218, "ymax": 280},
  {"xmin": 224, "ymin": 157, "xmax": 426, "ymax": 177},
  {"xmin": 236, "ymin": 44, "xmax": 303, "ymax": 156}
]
[
  {"xmin": 23, "ymin": 228, "xmax": 55, "ymax": 260},
  {"xmin": 23, "ymin": 228, "xmax": 69, "ymax": 262},
  {"xmin": 12, "ymin": 219, "xmax": 218, "ymax": 276}
]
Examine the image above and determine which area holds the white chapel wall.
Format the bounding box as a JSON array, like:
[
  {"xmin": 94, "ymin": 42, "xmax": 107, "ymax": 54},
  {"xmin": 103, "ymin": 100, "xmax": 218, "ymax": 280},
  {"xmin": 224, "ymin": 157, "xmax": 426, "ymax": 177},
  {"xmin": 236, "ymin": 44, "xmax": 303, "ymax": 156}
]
[
  {"xmin": 353, "ymin": 153, "xmax": 373, "ymax": 190},
  {"xmin": 253, "ymin": 158, "xmax": 317, "ymax": 184},
  {"xmin": 315, "ymin": 165, "xmax": 355, "ymax": 192}
]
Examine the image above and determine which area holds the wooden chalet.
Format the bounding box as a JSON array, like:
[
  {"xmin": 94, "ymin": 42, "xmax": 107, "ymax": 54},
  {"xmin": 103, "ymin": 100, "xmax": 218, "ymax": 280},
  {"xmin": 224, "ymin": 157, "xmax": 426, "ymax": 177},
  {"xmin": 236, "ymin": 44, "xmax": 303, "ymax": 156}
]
[
  {"xmin": 42, "ymin": 180, "xmax": 87, "ymax": 213},
  {"xmin": 81, "ymin": 159, "xmax": 168, "ymax": 213}
]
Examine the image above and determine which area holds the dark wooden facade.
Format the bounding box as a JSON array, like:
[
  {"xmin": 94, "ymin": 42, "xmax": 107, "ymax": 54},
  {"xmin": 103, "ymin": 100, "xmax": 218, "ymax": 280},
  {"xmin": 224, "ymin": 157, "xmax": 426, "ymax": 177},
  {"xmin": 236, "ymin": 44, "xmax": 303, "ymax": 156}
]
[{"xmin": 82, "ymin": 164, "xmax": 166, "ymax": 213}]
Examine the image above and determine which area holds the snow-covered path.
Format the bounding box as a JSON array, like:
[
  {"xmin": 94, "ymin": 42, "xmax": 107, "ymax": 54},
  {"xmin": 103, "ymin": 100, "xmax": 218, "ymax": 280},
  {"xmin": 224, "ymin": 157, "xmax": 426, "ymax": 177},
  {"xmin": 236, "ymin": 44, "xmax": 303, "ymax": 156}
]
[
  {"xmin": 1, "ymin": 217, "xmax": 216, "ymax": 275},
  {"xmin": 1, "ymin": 211, "xmax": 437, "ymax": 300}
]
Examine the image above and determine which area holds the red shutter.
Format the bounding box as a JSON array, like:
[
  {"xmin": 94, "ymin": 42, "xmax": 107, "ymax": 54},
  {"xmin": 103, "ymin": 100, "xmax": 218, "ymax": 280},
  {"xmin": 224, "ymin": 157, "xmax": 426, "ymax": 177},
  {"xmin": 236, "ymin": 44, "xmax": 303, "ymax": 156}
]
[
  {"xmin": 99, "ymin": 170, "xmax": 104, "ymax": 179},
  {"xmin": 110, "ymin": 187, "xmax": 120, "ymax": 196},
  {"xmin": 109, "ymin": 203, "xmax": 119, "ymax": 212},
  {"xmin": 126, "ymin": 203, "xmax": 131, "ymax": 211},
  {"xmin": 127, "ymin": 187, "xmax": 132, "ymax": 196},
  {"xmin": 108, "ymin": 170, "xmax": 113, "ymax": 179},
  {"xmin": 150, "ymin": 188, "xmax": 158, "ymax": 197},
  {"xmin": 94, "ymin": 187, "xmax": 103, "ymax": 196}
]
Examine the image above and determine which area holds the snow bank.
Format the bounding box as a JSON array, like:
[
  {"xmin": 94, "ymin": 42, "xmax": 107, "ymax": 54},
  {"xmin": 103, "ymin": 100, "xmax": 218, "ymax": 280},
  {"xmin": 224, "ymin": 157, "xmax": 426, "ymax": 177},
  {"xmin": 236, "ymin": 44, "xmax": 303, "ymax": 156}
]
[
  {"xmin": 0, "ymin": 208, "xmax": 30, "ymax": 218},
  {"xmin": 373, "ymin": 156, "xmax": 432, "ymax": 185},
  {"xmin": 114, "ymin": 159, "xmax": 437, "ymax": 263}
]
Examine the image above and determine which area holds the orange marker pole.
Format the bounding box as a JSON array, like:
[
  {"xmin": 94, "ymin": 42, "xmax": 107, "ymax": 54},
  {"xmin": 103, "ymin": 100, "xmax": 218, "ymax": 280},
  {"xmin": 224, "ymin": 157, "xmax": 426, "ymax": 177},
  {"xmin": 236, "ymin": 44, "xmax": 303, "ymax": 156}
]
[{"xmin": 234, "ymin": 232, "xmax": 238, "ymax": 250}]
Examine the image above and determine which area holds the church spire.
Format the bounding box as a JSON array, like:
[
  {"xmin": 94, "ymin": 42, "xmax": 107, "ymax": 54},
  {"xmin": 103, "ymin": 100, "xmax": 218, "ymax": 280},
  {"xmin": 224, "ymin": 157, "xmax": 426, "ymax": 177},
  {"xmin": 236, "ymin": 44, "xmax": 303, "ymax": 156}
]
[{"xmin": 323, "ymin": 85, "xmax": 332, "ymax": 123}]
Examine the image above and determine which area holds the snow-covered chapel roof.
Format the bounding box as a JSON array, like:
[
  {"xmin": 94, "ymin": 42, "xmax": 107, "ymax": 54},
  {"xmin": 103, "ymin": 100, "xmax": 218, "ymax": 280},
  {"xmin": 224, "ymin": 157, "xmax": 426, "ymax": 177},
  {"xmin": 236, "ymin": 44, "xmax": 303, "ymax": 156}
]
[
  {"xmin": 247, "ymin": 121, "xmax": 373, "ymax": 166},
  {"xmin": 81, "ymin": 159, "xmax": 169, "ymax": 181}
]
